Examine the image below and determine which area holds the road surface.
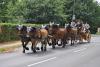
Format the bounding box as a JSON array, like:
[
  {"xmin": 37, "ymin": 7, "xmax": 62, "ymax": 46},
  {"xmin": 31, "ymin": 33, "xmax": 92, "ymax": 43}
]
[{"xmin": 0, "ymin": 36, "xmax": 100, "ymax": 67}]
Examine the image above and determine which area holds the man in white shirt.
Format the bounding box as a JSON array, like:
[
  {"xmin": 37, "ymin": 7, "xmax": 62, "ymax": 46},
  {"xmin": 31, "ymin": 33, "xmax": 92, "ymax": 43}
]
[
  {"xmin": 70, "ymin": 20, "xmax": 77, "ymax": 29},
  {"xmin": 84, "ymin": 22, "xmax": 90, "ymax": 32}
]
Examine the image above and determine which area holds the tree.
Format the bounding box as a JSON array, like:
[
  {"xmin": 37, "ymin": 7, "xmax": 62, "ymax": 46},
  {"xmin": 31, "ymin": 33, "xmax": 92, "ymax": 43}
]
[
  {"xmin": 64, "ymin": 0, "xmax": 100, "ymax": 33},
  {"xmin": 23, "ymin": 0, "xmax": 66, "ymax": 24},
  {"xmin": 0, "ymin": 0, "xmax": 10, "ymax": 22},
  {"xmin": 6, "ymin": 0, "xmax": 27, "ymax": 23}
]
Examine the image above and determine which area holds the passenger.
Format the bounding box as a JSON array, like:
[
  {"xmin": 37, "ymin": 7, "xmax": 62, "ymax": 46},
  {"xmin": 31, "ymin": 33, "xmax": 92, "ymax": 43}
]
[
  {"xmin": 84, "ymin": 22, "xmax": 90, "ymax": 32},
  {"xmin": 70, "ymin": 20, "xmax": 77, "ymax": 29}
]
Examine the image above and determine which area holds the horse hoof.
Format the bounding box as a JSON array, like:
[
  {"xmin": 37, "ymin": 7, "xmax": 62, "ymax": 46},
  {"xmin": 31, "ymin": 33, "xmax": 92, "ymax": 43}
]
[
  {"xmin": 62, "ymin": 45, "xmax": 66, "ymax": 48},
  {"xmin": 23, "ymin": 50, "xmax": 25, "ymax": 53},
  {"xmin": 70, "ymin": 44, "xmax": 74, "ymax": 46},
  {"xmin": 36, "ymin": 47, "xmax": 40, "ymax": 50},
  {"xmin": 58, "ymin": 44, "xmax": 62, "ymax": 46},
  {"xmin": 44, "ymin": 49, "xmax": 46, "ymax": 51},
  {"xmin": 41, "ymin": 47, "xmax": 43, "ymax": 51},
  {"xmin": 52, "ymin": 45, "xmax": 55, "ymax": 49},
  {"xmin": 49, "ymin": 43, "xmax": 52, "ymax": 46},
  {"xmin": 33, "ymin": 50, "xmax": 36, "ymax": 53},
  {"xmin": 44, "ymin": 48, "xmax": 47, "ymax": 51},
  {"xmin": 25, "ymin": 47, "xmax": 29, "ymax": 50}
]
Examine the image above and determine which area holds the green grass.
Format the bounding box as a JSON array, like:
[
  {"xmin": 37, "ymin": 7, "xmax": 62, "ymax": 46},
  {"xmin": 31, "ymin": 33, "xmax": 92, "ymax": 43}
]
[
  {"xmin": 96, "ymin": 32, "xmax": 100, "ymax": 35},
  {"xmin": 0, "ymin": 48, "xmax": 6, "ymax": 53}
]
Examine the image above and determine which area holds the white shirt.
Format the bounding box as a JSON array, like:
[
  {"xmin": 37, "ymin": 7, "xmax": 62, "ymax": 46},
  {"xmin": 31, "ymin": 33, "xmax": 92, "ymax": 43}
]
[
  {"xmin": 84, "ymin": 23, "xmax": 90, "ymax": 29},
  {"xmin": 71, "ymin": 21, "xmax": 76, "ymax": 28}
]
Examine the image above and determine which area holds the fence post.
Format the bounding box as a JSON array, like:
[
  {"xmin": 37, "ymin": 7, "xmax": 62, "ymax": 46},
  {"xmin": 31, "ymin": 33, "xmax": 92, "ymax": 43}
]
[{"xmin": 97, "ymin": 28, "xmax": 100, "ymax": 33}]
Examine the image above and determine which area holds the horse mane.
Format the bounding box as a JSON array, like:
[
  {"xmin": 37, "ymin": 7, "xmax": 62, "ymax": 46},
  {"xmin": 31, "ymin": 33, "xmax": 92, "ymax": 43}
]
[
  {"xmin": 52, "ymin": 24, "xmax": 59, "ymax": 29},
  {"xmin": 67, "ymin": 24, "xmax": 72, "ymax": 29},
  {"xmin": 45, "ymin": 25, "xmax": 49, "ymax": 30},
  {"xmin": 31, "ymin": 27, "xmax": 37, "ymax": 32}
]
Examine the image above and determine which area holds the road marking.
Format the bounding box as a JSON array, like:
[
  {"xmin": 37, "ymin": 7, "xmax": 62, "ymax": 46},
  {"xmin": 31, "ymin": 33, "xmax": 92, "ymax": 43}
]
[
  {"xmin": 27, "ymin": 57, "xmax": 56, "ymax": 67},
  {"xmin": 74, "ymin": 48, "xmax": 86, "ymax": 52}
]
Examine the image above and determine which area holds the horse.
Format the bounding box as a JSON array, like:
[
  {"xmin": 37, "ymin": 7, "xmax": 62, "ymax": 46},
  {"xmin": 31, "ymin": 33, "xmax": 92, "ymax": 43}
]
[
  {"xmin": 46, "ymin": 23, "xmax": 67, "ymax": 48},
  {"xmin": 16, "ymin": 25, "xmax": 31, "ymax": 53},
  {"xmin": 27, "ymin": 26, "xmax": 48, "ymax": 53},
  {"xmin": 65, "ymin": 24, "xmax": 77, "ymax": 45}
]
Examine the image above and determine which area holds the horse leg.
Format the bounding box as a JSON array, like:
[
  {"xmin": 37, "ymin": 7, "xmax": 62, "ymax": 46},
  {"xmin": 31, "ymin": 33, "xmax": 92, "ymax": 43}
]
[
  {"xmin": 41, "ymin": 41, "xmax": 44, "ymax": 51},
  {"xmin": 31, "ymin": 40, "xmax": 37, "ymax": 53},
  {"xmin": 33, "ymin": 46, "xmax": 37, "ymax": 53},
  {"xmin": 70, "ymin": 38, "xmax": 74, "ymax": 46},
  {"xmin": 72, "ymin": 40, "xmax": 74, "ymax": 46},
  {"xmin": 31, "ymin": 44, "xmax": 36, "ymax": 53},
  {"xmin": 44, "ymin": 40, "xmax": 47, "ymax": 51},
  {"xmin": 70, "ymin": 38, "xmax": 72, "ymax": 46},
  {"xmin": 52, "ymin": 43, "xmax": 55, "ymax": 49},
  {"xmin": 21, "ymin": 41, "xmax": 25, "ymax": 53},
  {"xmin": 24, "ymin": 41, "xmax": 29, "ymax": 50},
  {"xmin": 52, "ymin": 39, "xmax": 56, "ymax": 49},
  {"xmin": 41, "ymin": 40, "xmax": 47, "ymax": 52},
  {"xmin": 62, "ymin": 39, "xmax": 66, "ymax": 48},
  {"xmin": 47, "ymin": 38, "xmax": 52, "ymax": 46},
  {"xmin": 41, "ymin": 45, "xmax": 43, "ymax": 52}
]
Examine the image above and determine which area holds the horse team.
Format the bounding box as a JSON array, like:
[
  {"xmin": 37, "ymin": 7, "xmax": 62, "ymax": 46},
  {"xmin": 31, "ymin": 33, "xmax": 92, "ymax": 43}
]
[{"xmin": 16, "ymin": 21, "xmax": 91, "ymax": 53}]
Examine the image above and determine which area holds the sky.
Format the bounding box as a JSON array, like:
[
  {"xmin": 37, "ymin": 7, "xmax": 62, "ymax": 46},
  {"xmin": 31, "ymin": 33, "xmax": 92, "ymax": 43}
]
[{"xmin": 95, "ymin": 0, "xmax": 100, "ymax": 3}]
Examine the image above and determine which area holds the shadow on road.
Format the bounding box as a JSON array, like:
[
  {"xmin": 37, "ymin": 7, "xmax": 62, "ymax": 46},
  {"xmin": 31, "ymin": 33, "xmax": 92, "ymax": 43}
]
[{"xmin": 23, "ymin": 42, "xmax": 90, "ymax": 57}]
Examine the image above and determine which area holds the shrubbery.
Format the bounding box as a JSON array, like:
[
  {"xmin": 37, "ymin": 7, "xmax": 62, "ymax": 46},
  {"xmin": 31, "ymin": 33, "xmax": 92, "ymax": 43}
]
[{"xmin": 0, "ymin": 23, "xmax": 41, "ymax": 43}]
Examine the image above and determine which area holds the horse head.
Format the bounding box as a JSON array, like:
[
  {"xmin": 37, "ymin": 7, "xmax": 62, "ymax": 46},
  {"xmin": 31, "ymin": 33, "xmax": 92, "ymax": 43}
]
[
  {"xmin": 16, "ymin": 25, "xmax": 23, "ymax": 31},
  {"xmin": 27, "ymin": 26, "xmax": 37, "ymax": 37},
  {"xmin": 41, "ymin": 24, "xmax": 47, "ymax": 29},
  {"xmin": 77, "ymin": 24, "xmax": 83, "ymax": 34},
  {"xmin": 65, "ymin": 24, "xmax": 69, "ymax": 29},
  {"xmin": 16, "ymin": 25, "xmax": 27, "ymax": 35}
]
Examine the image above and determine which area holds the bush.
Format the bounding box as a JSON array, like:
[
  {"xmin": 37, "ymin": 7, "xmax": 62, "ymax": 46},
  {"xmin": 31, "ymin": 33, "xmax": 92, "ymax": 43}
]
[{"xmin": 0, "ymin": 23, "xmax": 42, "ymax": 43}]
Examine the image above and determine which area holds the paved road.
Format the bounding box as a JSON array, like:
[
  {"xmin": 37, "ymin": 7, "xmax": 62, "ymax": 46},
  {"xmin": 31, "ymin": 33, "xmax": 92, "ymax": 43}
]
[{"xmin": 0, "ymin": 36, "xmax": 100, "ymax": 67}]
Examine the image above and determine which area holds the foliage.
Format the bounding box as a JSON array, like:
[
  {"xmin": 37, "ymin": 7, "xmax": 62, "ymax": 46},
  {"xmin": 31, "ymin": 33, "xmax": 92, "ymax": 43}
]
[
  {"xmin": 0, "ymin": 23, "xmax": 41, "ymax": 42},
  {"xmin": 0, "ymin": 0, "xmax": 100, "ymax": 33}
]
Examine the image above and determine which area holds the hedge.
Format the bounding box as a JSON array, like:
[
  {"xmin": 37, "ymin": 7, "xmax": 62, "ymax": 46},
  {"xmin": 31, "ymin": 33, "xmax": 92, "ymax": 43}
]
[{"xmin": 0, "ymin": 23, "xmax": 42, "ymax": 43}]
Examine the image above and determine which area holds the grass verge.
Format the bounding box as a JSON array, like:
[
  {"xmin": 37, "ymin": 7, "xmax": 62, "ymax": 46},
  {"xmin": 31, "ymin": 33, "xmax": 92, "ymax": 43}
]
[{"xmin": 0, "ymin": 45, "xmax": 21, "ymax": 53}]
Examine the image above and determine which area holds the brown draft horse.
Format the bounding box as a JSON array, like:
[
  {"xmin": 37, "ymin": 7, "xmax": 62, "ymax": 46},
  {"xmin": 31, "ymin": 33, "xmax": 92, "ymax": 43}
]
[
  {"xmin": 16, "ymin": 25, "xmax": 31, "ymax": 53},
  {"xmin": 27, "ymin": 26, "xmax": 48, "ymax": 53},
  {"xmin": 46, "ymin": 23, "xmax": 66, "ymax": 48},
  {"xmin": 65, "ymin": 24, "xmax": 77, "ymax": 45},
  {"xmin": 77, "ymin": 25, "xmax": 91, "ymax": 43}
]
